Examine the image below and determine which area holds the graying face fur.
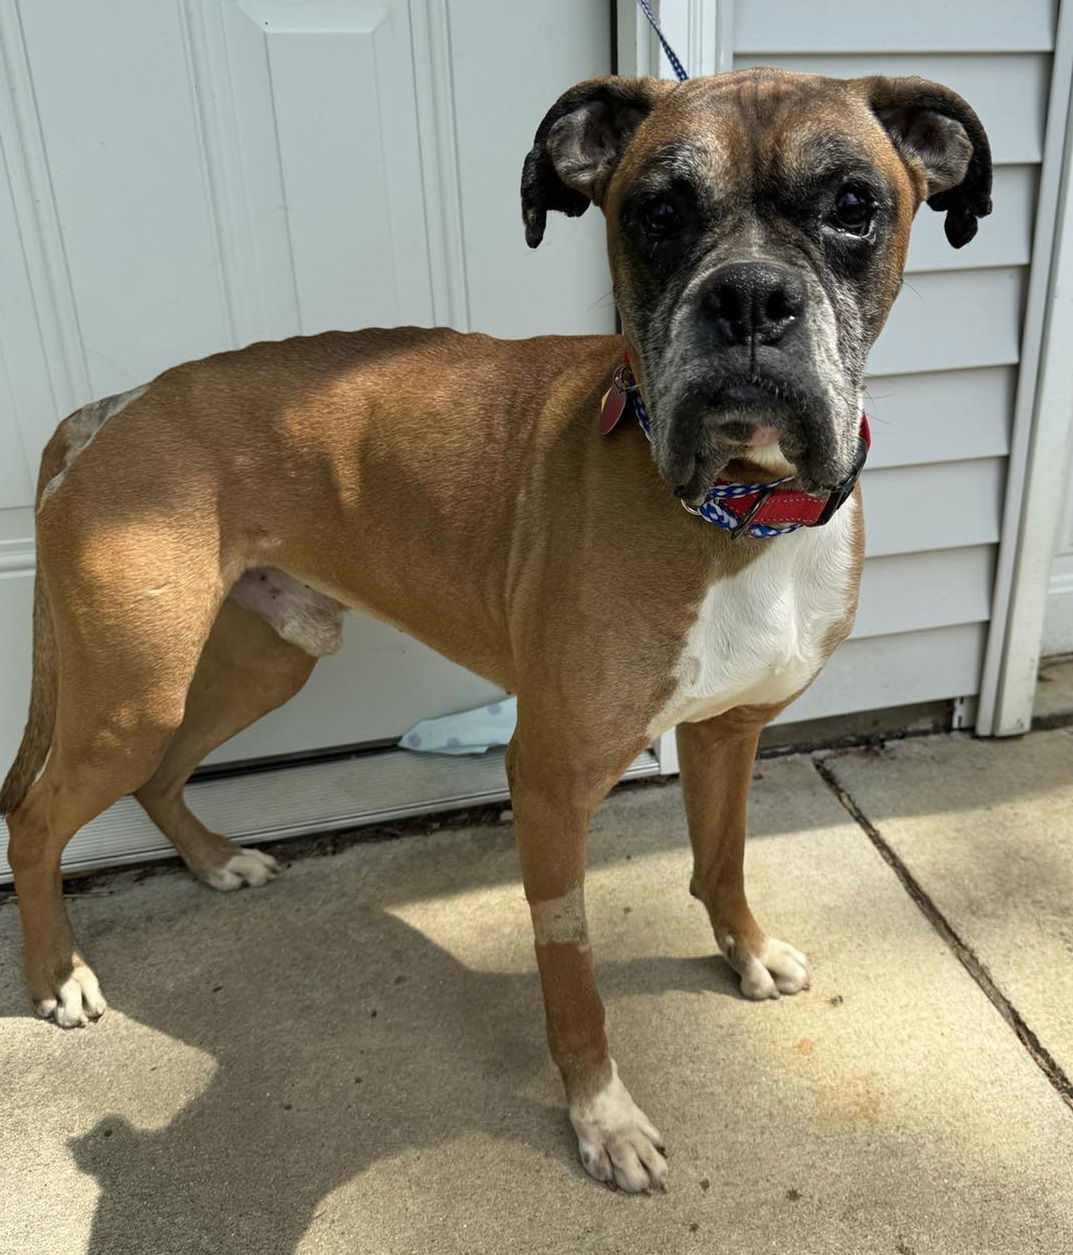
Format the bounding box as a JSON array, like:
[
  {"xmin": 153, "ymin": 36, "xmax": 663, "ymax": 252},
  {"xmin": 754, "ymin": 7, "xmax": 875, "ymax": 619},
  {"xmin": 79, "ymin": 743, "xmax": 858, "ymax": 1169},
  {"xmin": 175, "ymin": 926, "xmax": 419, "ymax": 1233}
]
[
  {"xmin": 521, "ymin": 71, "xmax": 991, "ymax": 501},
  {"xmin": 615, "ymin": 130, "xmax": 885, "ymax": 499}
]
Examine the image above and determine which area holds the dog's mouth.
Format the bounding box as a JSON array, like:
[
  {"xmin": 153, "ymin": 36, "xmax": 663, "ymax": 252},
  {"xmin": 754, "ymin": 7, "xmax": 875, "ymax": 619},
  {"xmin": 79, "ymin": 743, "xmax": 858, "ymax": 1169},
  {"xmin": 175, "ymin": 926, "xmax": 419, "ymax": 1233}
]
[
  {"xmin": 710, "ymin": 383, "xmax": 789, "ymax": 451},
  {"xmin": 656, "ymin": 374, "xmax": 821, "ymax": 502}
]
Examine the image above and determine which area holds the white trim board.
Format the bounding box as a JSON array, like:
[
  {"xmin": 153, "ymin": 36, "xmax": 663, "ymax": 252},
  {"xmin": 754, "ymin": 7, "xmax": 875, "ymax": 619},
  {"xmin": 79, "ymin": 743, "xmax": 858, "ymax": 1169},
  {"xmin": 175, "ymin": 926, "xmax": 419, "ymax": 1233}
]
[{"xmin": 976, "ymin": 0, "xmax": 1073, "ymax": 734}]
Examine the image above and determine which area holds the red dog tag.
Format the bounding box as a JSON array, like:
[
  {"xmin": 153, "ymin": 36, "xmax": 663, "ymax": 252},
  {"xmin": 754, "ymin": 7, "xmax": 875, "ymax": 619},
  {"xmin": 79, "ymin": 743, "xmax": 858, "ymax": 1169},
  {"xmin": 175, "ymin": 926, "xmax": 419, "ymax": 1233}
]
[{"xmin": 599, "ymin": 384, "xmax": 629, "ymax": 435}]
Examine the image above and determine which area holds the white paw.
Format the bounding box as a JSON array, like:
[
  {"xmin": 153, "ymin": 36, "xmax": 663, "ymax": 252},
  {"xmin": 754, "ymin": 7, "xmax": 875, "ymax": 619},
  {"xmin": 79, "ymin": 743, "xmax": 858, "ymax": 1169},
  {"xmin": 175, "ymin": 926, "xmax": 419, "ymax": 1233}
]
[
  {"xmin": 570, "ymin": 1061, "xmax": 668, "ymax": 1193},
  {"xmin": 204, "ymin": 848, "xmax": 279, "ymax": 892},
  {"xmin": 733, "ymin": 936, "xmax": 810, "ymax": 1000},
  {"xmin": 35, "ymin": 963, "xmax": 107, "ymax": 1028}
]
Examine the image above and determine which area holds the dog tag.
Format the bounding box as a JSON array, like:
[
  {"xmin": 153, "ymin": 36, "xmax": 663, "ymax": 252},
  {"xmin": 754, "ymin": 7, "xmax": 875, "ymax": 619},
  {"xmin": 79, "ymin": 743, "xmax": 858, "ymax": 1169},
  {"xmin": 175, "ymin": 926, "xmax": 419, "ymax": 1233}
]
[{"xmin": 599, "ymin": 385, "xmax": 629, "ymax": 435}]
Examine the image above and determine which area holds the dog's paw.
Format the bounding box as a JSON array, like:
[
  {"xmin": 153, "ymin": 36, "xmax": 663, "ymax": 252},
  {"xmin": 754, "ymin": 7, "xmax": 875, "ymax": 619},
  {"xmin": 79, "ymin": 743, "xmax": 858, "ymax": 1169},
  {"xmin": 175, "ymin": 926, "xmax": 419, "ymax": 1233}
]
[
  {"xmin": 204, "ymin": 848, "xmax": 279, "ymax": 892},
  {"xmin": 34, "ymin": 962, "xmax": 107, "ymax": 1028},
  {"xmin": 570, "ymin": 1061, "xmax": 668, "ymax": 1193},
  {"xmin": 726, "ymin": 935, "xmax": 810, "ymax": 1000}
]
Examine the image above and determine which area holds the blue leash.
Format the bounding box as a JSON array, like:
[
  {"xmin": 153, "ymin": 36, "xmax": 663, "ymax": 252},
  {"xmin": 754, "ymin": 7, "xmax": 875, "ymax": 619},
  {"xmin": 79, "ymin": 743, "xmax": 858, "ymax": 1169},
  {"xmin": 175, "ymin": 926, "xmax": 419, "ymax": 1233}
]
[{"xmin": 634, "ymin": 0, "xmax": 690, "ymax": 82}]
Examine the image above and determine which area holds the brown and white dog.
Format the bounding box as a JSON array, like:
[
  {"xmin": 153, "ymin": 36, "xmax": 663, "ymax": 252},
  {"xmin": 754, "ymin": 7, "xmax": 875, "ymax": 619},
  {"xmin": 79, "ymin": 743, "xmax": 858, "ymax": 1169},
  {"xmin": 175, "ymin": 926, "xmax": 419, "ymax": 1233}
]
[{"xmin": 1, "ymin": 68, "xmax": 990, "ymax": 1191}]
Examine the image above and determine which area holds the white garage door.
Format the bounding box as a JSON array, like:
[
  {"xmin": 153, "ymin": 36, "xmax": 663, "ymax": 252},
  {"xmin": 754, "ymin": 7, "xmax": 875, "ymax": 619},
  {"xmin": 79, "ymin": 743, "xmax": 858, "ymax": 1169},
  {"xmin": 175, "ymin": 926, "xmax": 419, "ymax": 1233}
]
[
  {"xmin": 0, "ymin": 1, "xmax": 613, "ymax": 764},
  {"xmin": 0, "ymin": 0, "xmax": 623, "ymax": 876},
  {"xmin": 4, "ymin": 0, "xmax": 1065, "ymax": 875}
]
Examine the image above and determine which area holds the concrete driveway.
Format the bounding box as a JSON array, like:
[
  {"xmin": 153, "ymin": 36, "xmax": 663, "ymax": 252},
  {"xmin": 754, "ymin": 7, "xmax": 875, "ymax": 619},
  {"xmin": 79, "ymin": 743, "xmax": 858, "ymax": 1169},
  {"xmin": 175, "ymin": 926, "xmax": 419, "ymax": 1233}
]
[{"xmin": 2, "ymin": 712, "xmax": 1072, "ymax": 1253}]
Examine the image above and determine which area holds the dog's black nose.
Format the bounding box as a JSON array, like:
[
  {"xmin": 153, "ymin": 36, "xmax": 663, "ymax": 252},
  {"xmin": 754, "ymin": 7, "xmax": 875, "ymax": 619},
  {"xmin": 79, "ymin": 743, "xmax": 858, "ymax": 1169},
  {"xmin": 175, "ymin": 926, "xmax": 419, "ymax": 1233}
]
[{"xmin": 702, "ymin": 262, "xmax": 806, "ymax": 348}]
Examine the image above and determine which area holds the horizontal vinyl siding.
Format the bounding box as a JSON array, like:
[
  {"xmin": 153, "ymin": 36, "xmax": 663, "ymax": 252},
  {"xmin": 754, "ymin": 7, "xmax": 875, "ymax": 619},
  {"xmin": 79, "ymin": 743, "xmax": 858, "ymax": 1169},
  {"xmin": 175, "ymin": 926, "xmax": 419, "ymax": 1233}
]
[
  {"xmin": 734, "ymin": 2, "xmax": 1056, "ymax": 54},
  {"xmin": 863, "ymin": 367, "xmax": 1013, "ymax": 468},
  {"xmin": 737, "ymin": 3, "xmax": 1054, "ymax": 723},
  {"xmin": 775, "ymin": 624, "xmax": 988, "ymax": 723},
  {"xmin": 863, "ymin": 459, "xmax": 1004, "ymax": 557},
  {"xmin": 853, "ymin": 547, "xmax": 994, "ymax": 638},
  {"xmin": 734, "ymin": 54, "xmax": 1049, "ymax": 163},
  {"xmin": 906, "ymin": 166, "xmax": 1036, "ymax": 272},
  {"xmin": 868, "ymin": 269, "xmax": 1023, "ymax": 376}
]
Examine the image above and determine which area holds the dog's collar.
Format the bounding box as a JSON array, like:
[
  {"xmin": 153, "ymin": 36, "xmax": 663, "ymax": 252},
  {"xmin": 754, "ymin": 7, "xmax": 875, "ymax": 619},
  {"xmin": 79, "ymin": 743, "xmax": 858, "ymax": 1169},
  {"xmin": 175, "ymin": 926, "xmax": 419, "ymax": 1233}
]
[{"xmin": 599, "ymin": 359, "xmax": 870, "ymax": 540}]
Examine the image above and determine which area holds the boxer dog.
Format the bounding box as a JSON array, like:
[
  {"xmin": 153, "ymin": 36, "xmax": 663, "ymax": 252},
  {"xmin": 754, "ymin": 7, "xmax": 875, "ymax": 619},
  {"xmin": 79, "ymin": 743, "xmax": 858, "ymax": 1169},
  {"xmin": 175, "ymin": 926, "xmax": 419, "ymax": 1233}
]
[{"xmin": 2, "ymin": 68, "xmax": 990, "ymax": 1190}]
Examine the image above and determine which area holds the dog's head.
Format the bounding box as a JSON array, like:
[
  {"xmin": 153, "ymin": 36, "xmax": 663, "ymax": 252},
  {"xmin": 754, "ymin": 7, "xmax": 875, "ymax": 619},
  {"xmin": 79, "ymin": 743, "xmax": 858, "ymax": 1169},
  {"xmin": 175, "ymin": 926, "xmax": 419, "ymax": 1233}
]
[{"xmin": 521, "ymin": 68, "xmax": 991, "ymax": 498}]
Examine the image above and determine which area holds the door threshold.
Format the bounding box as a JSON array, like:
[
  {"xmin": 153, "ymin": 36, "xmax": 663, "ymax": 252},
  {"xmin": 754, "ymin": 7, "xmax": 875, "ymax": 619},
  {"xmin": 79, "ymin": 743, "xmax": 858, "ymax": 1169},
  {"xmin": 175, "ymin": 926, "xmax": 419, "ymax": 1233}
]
[{"xmin": 0, "ymin": 746, "xmax": 661, "ymax": 881}]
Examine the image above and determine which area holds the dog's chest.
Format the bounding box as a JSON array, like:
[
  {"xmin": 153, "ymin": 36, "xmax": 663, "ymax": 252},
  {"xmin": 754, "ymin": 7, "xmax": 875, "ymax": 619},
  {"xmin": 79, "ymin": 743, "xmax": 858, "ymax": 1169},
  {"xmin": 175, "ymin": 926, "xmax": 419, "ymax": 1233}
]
[{"xmin": 647, "ymin": 502, "xmax": 859, "ymax": 737}]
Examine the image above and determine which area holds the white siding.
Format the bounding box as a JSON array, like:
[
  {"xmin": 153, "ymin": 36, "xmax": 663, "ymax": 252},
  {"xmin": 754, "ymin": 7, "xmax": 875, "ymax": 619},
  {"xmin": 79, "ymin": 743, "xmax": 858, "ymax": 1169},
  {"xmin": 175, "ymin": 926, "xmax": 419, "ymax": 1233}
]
[
  {"xmin": 733, "ymin": 2, "xmax": 1056, "ymax": 54},
  {"xmin": 1043, "ymin": 477, "xmax": 1073, "ymax": 655},
  {"xmin": 743, "ymin": 1, "xmax": 1058, "ymax": 724}
]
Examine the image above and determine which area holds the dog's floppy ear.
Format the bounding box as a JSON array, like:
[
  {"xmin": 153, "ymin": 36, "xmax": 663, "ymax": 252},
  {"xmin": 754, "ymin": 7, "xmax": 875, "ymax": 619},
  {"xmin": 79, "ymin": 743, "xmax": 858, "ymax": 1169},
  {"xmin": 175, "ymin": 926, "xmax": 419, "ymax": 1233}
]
[
  {"xmin": 521, "ymin": 76, "xmax": 667, "ymax": 248},
  {"xmin": 851, "ymin": 76, "xmax": 992, "ymax": 248}
]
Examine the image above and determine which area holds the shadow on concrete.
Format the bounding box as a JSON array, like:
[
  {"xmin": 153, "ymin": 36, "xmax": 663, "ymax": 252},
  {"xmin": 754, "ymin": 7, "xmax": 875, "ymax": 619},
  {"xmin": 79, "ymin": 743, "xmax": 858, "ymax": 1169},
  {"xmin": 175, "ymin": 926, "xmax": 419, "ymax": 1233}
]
[
  {"xmin": 5, "ymin": 771, "xmax": 1073, "ymax": 1254},
  {"xmin": 37, "ymin": 819, "xmax": 733, "ymax": 1255}
]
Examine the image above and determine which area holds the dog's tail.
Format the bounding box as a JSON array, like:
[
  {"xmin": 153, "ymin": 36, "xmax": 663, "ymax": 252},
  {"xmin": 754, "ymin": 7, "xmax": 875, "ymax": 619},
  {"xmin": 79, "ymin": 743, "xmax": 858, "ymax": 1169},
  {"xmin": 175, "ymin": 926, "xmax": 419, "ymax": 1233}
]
[
  {"xmin": 0, "ymin": 570, "xmax": 57, "ymax": 816},
  {"xmin": 1, "ymin": 411, "xmax": 75, "ymax": 817}
]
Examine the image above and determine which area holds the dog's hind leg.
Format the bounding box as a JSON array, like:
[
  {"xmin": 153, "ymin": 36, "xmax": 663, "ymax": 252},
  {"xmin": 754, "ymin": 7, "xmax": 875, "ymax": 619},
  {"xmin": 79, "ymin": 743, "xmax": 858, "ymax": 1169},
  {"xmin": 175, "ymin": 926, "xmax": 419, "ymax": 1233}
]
[
  {"xmin": 135, "ymin": 597, "xmax": 316, "ymax": 890},
  {"xmin": 6, "ymin": 528, "xmax": 227, "ymax": 1026}
]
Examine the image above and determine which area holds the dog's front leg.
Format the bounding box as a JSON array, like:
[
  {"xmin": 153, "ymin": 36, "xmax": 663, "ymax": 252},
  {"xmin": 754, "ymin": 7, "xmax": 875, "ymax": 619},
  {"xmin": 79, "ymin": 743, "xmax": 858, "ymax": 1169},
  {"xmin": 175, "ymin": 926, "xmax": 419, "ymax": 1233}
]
[
  {"xmin": 676, "ymin": 708, "xmax": 810, "ymax": 1000},
  {"xmin": 507, "ymin": 735, "xmax": 667, "ymax": 1192}
]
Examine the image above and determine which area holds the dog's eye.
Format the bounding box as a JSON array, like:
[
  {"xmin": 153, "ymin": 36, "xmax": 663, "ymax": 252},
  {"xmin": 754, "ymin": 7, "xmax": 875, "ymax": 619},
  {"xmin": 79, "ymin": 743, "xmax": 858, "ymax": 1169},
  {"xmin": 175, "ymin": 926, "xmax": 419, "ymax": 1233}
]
[
  {"xmin": 640, "ymin": 198, "xmax": 682, "ymax": 239},
  {"xmin": 831, "ymin": 184, "xmax": 876, "ymax": 235}
]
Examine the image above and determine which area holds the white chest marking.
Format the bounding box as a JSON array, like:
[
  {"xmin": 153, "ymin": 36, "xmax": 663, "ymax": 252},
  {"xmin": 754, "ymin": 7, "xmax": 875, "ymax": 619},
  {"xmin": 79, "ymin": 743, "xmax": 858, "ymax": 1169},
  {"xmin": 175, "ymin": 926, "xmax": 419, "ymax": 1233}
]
[{"xmin": 647, "ymin": 499, "xmax": 858, "ymax": 737}]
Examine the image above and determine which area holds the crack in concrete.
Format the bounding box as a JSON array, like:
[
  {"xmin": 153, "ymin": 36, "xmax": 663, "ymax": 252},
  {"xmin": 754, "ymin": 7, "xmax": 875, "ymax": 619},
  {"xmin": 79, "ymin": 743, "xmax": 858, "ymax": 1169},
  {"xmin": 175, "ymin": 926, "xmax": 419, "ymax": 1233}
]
[{"xmin": 812, "ymin": 754, "xmax": 1073, "ymax": 1115}]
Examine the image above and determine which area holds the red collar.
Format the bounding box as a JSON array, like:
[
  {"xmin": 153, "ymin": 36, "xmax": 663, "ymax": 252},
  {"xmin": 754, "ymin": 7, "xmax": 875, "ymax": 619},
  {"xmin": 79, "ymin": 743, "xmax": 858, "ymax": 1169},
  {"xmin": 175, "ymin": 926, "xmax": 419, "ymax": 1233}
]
[{"xmin": 600, "ymin": 358, "xmax": 870, "ymax": 538}]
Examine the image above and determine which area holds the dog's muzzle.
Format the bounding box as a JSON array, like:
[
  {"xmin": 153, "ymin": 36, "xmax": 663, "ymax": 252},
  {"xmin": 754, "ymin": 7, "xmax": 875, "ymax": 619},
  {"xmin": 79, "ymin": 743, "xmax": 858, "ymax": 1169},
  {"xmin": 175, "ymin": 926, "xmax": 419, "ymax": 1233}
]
[{"xmin": 650, "ymin": 258, "xmax": 860, "ymax": 497}]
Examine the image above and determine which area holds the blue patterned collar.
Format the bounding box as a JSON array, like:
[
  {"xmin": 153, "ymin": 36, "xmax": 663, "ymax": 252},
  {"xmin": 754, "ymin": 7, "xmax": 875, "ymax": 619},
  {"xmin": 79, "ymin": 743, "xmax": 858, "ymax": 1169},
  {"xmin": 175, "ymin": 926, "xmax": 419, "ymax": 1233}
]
[{"xmin": 600, "ymin": 359, "xmax": 870, "ymax": 540}]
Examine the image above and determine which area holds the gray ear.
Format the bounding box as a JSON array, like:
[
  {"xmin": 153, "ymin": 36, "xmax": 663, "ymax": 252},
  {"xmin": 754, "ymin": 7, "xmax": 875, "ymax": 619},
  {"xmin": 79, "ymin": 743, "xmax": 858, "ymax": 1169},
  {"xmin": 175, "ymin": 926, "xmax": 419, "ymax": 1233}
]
[
  {"xmin": 520, "ymin": 76, "xmax": 666, "ymax": 248},
  {"xmin": 852, "ymin": 75, "xmax": 992, "ymax": 248}
]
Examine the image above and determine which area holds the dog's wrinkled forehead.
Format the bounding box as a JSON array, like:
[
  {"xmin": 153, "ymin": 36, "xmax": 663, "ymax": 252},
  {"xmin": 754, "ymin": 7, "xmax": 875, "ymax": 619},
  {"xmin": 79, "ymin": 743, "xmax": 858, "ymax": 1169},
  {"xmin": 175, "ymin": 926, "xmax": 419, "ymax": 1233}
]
[
  {"xmin": 522, "ymin": 66, "xmax": 991, "ymax": 252},
  {"xmin": 611, "ymin": 71, "xmax": 911, "ymax": 217}
]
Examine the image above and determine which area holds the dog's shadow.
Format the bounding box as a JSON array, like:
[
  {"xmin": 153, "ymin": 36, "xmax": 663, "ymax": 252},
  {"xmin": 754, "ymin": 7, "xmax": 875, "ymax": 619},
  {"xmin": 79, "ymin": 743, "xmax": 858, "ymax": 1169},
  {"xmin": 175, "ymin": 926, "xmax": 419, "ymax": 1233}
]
[{"xmin": 56, "ymin": 830, "xmax": 731, "ymax": 1255}]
